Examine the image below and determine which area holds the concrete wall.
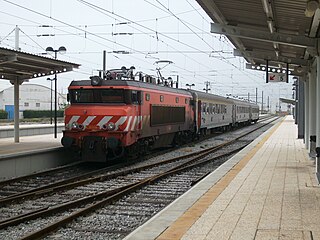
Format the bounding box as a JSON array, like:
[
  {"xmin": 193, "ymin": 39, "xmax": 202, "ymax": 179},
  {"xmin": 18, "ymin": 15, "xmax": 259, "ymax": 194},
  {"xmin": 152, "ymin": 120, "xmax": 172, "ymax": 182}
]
[
  {"xmin": 0, "ymin": 147, "xmax": 78, "ymax": 179},
  {"xmin": 0, "ymin": 124, "xmax": 65, "ymax": 138}
]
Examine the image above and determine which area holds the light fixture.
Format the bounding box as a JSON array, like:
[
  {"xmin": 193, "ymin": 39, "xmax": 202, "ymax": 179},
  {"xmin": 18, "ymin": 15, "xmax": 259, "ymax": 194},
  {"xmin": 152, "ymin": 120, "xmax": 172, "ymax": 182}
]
[
  {"xmin": 296, "ymin": 66, "xmax": 303, "ymax": 73},
  {"xmin": 90, "ymin": 76, "xmax": 103, "ymax": 86},
  {"xmin": 267, "ymin": 18, "xmax": 275, "ymax": 33},
  {"xmin": 305, "ymin": 0, "xmax": 319, "ymax": 17},
  {"xmin": 45, "ymin": 46, "xmax": 54, "ymax": 53},
  {"xmin": 262, "ymin": 0, "xmax": 273, "ymax": 16},
  {"xmin": 46, "ymin": 46, "xmax": 67, "ymax": 55},
  {"xmin": 58, "ymin": 46, "xmax": 66, "ymax": 54}
]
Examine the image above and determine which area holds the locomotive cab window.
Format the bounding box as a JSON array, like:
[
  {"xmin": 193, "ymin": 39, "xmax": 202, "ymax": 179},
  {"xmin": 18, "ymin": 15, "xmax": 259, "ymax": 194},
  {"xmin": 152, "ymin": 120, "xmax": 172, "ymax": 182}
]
[
  {"xmin": 145, "ymin": 93, "xmax": 150, "ymax": 101},
  {"xmin": 131, "ymin": 90, "xmax": 139, "ymax": 104},
  {"xmin": 69, "ymin": 89, "xmax": 125, "ymax": 104},
  {"xmin": 101, "ymin": 89, "xmax": 125, "ymax": 103}
]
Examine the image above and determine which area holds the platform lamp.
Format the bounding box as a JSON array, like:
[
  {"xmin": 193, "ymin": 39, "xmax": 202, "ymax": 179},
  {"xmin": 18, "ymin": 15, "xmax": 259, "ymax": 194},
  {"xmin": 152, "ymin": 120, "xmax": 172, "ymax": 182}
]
[
  {"xmin": 46, "ymin": 46, "xmax": 67, "ymax": 138},
  {"xmin": 186, "ymin": 83, "xmax": 195, "ymax": 90}
]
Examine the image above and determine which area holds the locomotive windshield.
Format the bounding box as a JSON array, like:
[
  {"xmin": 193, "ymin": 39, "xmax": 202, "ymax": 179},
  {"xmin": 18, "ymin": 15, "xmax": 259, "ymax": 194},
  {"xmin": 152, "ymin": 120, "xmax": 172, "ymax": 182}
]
[{"xmin": 69, "ymin": 89, "xmax": 125, "ymax": 104}]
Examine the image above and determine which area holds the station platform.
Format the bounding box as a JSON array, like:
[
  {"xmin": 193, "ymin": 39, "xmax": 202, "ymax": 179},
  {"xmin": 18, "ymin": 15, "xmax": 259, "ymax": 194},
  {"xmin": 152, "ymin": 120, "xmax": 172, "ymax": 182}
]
[
  {"xmin": 0, "ymin": 133, "xmax": 77, "ymax": 180},
  {"xmin": 125, "ymin": 116, "xmax": 320, "ymax": 240},
  {"xmin": 0, "ymin": 123, "xmax": 64, "ymax": 138},
  {"xmin": 0, "ymin": 133, "xmax": 62, "ymax": 157}
]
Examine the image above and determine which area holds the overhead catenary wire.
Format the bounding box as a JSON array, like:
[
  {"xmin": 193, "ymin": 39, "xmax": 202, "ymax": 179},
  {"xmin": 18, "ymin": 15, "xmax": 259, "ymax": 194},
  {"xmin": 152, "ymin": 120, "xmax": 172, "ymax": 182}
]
[{"xmin": 0, "ymin": 0, "xmax": 274, "ymax": 97}]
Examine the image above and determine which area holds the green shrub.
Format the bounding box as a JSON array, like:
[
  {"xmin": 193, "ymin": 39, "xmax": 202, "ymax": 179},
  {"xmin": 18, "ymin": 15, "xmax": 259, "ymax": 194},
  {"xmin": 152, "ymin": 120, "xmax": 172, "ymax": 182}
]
[
  {"xmin": 23, "ymin": 110, "xmax": 64, "ymax": 118},
  {"xmin": 0, "ymin": 110, "xmax": 8, "ymax": 119}
]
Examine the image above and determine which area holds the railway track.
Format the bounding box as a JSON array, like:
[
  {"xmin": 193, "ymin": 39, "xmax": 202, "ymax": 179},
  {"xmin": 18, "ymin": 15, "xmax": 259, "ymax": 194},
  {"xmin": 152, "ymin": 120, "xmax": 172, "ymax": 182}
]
[
  {"xmin": 0, "ymin": 116, "xmax": 280, "ymax": 239},
  {"xmin": 0, "ymin": 114, "xmax": 274, "ymax": 202}
]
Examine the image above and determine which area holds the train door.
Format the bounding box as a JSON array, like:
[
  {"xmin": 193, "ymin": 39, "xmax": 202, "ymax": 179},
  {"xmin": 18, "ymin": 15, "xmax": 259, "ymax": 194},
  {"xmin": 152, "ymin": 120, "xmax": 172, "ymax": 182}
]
[
  {"xmin": 197, "ymin": 100, "xmax": 202, "ymax": 132},
  {"xmin": 232, "ymin": 104, "xmax": 236, "ymax": 126},
  {"xmin": 131, "ymin": 90, "xmax": 142, "ymax": 138}
]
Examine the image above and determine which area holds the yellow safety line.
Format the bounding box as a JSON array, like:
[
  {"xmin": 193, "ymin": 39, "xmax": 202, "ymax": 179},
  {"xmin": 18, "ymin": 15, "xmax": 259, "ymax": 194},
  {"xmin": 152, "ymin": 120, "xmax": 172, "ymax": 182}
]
[{"xmin": 156, "ymin": 118, "xmax": 284, "ymax": 240}]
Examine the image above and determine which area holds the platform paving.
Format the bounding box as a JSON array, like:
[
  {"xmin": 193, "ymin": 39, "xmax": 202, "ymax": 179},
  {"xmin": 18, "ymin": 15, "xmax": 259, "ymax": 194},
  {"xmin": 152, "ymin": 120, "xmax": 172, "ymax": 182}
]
[
  {"xmin": 0, "ymin": 133, "xmax": 62, "ymax": 156},
  {"xmin": 125, "ymin": 116, "xmax": 320, "ymax": 240}
]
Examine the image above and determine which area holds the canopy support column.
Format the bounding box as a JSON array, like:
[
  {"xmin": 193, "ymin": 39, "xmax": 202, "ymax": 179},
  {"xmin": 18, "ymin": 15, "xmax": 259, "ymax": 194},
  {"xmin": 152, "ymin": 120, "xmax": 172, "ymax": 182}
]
[
  {"xmin": 309, "ymin": 66, "xmax": 317, "ymax": 157},
  {"xmin": 13, "ymin": 79, "xmax": 20, "ymax": 143},
  {"xmin": 316, "ymin": 57, "xmax": 320, "ymax": 179}
]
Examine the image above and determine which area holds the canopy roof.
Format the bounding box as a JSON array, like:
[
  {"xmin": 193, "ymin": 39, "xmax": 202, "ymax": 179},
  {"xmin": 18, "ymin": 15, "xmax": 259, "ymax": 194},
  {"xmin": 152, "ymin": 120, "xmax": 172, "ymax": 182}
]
[
  {"xmin": 196, "ymin": 0, "xmax": 317, "ymax": 76},
  {"xmin": 0, "ymin": 47, "xmax": 80, "ymax": 81},
  {"xmin": 280, "ymin": 97, "xmax": 296, "ymax": 105}
]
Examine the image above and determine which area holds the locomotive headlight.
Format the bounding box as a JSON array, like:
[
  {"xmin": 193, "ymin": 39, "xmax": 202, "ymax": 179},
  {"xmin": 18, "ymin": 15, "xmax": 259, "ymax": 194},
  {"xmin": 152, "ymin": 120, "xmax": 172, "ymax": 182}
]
[
  {"xmin": 90, "ymin": 75, "xmax": 102, "ymax": 86},
  {"xmin": 102, "ymin": 122, "xmax": 115, "ymax": 131},
  {"xmin": 106, "ymin": 122, "xmax": 116, "ymax": 131},
  {"xmin": 71, "ymin": 121, "xmax": 79, "ymax": 129}
]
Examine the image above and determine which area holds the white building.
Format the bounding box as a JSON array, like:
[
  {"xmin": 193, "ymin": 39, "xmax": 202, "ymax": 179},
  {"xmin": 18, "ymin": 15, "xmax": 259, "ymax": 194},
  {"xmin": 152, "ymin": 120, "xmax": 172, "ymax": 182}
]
[{"xmin": 0, "ymin": 83, "xmax": 67, "ymax": 118}]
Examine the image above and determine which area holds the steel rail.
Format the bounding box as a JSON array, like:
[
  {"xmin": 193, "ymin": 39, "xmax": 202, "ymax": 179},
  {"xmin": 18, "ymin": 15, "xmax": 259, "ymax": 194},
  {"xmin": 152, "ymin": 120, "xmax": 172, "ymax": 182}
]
[
  {"xmin": 13, "ymin": 117, "xmax": 279, "ymax": 239},
  {"xmin": 0, "ymin": 116, "xmax": 279, "ymax": 206}
]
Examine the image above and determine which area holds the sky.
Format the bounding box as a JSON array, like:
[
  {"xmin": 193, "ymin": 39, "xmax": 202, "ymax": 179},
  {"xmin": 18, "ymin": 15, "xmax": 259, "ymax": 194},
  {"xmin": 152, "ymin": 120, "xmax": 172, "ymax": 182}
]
[{"xmin": 0, "ymin": 0, "xmax": 294, "ymax": 112}]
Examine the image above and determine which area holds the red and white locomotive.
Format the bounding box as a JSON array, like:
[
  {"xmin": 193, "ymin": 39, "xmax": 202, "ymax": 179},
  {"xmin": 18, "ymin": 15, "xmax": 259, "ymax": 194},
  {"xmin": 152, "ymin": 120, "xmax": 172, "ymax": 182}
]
[{"xmin": 62, "ymin": 67, "xmax": 259, "ymax": 162}]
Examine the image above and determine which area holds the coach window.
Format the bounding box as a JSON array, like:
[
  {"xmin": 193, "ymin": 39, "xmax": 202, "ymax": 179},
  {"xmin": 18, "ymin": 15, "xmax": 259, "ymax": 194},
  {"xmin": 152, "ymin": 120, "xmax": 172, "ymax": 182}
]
[
  {"xmin": 202, "ymin": 103, "xmax": 206, "ymax": 113},
  {"xmin": 185, "ymin": 98, "xmax": 188, "ymax": 104},
  {"xmin": 145, "ymin": 93, "xmax": 150, "ymax": 101},
  {"xmin": 176, "ymin": 97, "xmax": 179, "ymax": 103},
  {"xmin": 209, "ymin": 103, "xmax": 213, "ymax": 114},
  {"xmin": 160, "ymin": 95, "xmax": 164, "ymax": 102}
]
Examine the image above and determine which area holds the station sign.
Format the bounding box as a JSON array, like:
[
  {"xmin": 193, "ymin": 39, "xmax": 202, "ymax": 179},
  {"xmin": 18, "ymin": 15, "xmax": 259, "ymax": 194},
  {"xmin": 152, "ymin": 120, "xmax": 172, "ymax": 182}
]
[{"xmin": 267, "ymin": 72, "xmax": 287, "ymax": 83}]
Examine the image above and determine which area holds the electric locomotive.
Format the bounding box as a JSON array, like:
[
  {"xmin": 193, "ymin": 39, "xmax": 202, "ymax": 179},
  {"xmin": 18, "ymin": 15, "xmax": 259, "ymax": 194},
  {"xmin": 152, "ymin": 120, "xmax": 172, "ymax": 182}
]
[
  {"xmin": 62, "ymin": 67, "xmax": 194, "ymax": 162},
  {"xmin": 62, "ymin": 66, "xmax": 259, "ymax": 163}
]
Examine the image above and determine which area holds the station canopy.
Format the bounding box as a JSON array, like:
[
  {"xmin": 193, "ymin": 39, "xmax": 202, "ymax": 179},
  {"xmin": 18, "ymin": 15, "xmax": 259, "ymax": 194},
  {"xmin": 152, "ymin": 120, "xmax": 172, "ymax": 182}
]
[
  {"xmin": 280, "ymin": 97, "xmax": 296, "ymax": 105},
  {"xmin": 0, "ymin": 47, "xmax": 80, "ymax": 81},
  {"xmin": 196, "ymin": 0, "xmax": 318, "ymax": 76}
]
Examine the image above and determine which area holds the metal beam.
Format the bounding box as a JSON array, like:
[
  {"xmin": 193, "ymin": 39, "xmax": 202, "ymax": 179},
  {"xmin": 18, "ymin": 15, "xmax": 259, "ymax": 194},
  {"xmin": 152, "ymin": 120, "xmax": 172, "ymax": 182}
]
[
  {"xmin": 196, "ymin": 0, "xmax": 255, "ymax": 64},
  {"xmin": 309, "ymin": 8, "xmax": 320, "ymax": 38},
  {"xmin": 245, "ymin": 63, "xmax": 305, "ymax": 76},
  {"xmin": 0, "ymin": 55, "xmax": 17, "ymax": 65},
  {"xmin": 211, "ymin": 23, "xmax": 316, "ymax": 49},
  {"xmin": 234, "ymin": 49, "xmax": 309, "ymax": 66}
]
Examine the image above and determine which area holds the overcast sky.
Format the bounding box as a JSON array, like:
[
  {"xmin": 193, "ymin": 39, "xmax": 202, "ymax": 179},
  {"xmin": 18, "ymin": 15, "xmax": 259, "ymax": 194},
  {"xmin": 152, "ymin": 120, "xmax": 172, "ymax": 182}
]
[{"xmin": 0, "ymin": 0, "xmax": 293, "ymax": 112}]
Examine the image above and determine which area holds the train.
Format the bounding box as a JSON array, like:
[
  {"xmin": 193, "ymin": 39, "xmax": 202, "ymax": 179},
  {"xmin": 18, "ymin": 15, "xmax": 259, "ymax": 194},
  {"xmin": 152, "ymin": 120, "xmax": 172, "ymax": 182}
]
[{"xmin": 61, "ymin": 67, "xmax": 259, "ymax": 162}]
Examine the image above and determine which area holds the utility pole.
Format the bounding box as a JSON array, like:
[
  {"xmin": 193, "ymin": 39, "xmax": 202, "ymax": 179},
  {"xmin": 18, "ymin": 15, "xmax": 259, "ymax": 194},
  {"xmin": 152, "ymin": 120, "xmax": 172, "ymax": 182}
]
[
  {"xmin": 103, "ymin": 50, "xmax": 106, "ymax": 79},
  {"xmin": 267, "ymin": 96, "xmax": 270, "ymax": 112},
  {"xmin": 203, "ymin": 81, "xmax": 211, "ymax": 93},
  {"xmin": 255, "ymin": 88, "xmax": 258, "ymax": 104},
  {"xmin": 248, "ymin": 92, "xmax": 250, "ymax": 101},
  {"xmin": 15, "ymin": 25, "xmax": 20, "ymax": 50}
]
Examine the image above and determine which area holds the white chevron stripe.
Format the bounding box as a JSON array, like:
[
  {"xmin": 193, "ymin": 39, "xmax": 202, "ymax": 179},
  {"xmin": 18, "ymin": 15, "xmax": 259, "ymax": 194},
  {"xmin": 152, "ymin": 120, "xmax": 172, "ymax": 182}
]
[
  {"xmin": 131, "ymin": 116, "xmax": 137, "ymax": 131},
  {"xmin": 137, "ymin": 116, "xmax": 143, "ymax": 129},
  {"xmin": 97, "ymin": 116, "xmax": 113, "ymax": 128},
  {"xmin": 68, "ymin": 116, "xmax": 80, "ymax": 124},
  {"xmin": 82, "ymin": 116, "xmax": 96, "ymax": 128},
  {"xmin": 115, "ymin": 116, "xmax": 127, "ymax": 130},
  {"xmin": 124, "ymin": 116, "xmax": 132, "ymax": 132}
]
